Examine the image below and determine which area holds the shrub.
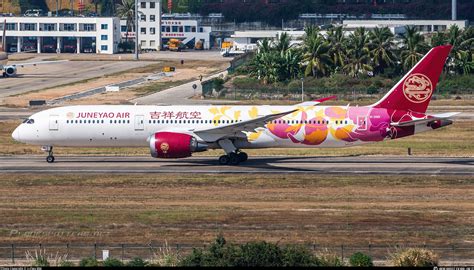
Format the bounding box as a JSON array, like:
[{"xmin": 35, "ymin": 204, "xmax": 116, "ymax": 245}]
[
  {"xmin": 150, "ymin": 241, "xmax": 181, "ymax": 266},
  {"xmin": 32, "ymin": 255, "xmax": 49, "ymax": 267},
  {"xmin": 349, "ymin": 252, "xmax": 373, "ymax": 267},
  {"xmin": 59, "ymin": 260, "xmax": 75, "ymax": 267},
  {"xmin": 79, "ymin": 257, "xmax": 99, "ymax": 267},
  {"xmin": 234, "ymin": 241, "xmax": 283, "ymax": 267},
  {"xmin": 103, "ymin": 257, "xmax": 123, "ymax": 267},
  {"xmin": 390, "ymin": 248, "xmax": 439, "ymax": 267},
  {"xmin": 126, "ymin": 257, "xmax": 148, "ymax": 267},
  {"xmin": 25, "ymin": 249, "xmax": 50, "ymax": 267},
  {"xmin": 318, "ymin": 251, "xmax": 344, "ymax": 266},
  {"xmin": 282, "ymin": 245, "xmax": 320, "ymax": 266}
]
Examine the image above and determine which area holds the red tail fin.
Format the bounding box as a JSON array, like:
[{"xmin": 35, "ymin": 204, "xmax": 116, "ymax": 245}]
[{"xmin": 372, "ymin": 45, "xmax": 452, "ymax": 113}]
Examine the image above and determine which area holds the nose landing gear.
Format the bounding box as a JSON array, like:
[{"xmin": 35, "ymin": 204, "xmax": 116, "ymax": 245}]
[{"xmin": 42, "ymin": 146, "xmax": 55, "ymax": 163}]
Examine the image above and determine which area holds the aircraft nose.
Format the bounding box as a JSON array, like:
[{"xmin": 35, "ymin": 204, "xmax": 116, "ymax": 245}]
[{"xmin": 12, "ymin": 127, "xmax": 20, "ymax": 142}]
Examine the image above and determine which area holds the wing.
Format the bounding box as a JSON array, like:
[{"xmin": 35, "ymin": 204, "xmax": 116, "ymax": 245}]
[
  {"xmin": 296, "ymin": 95, "xmax": 337, "ymax": 106},
  {"xmin": 391, "ymin": 112, "xmax": 460, "ymax": 127},
  {"xmin": 11, "ymin": 60, "xmax": 69, "ymax": 68},
  {"xmin": 194, "ymin": 109, "xmax": 298, "ymax": 142}
]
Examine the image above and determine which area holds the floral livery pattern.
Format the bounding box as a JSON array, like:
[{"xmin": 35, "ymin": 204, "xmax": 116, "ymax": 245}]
[
  {"xmin": 266, "ymin": 106, "xmax": 393, "ymax": 145},
  {"xmin": 207, "ymin": 105, "xmax": 431, "ymax": 146}
]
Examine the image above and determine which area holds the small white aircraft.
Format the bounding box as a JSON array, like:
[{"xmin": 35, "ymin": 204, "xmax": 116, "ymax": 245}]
[
  {"xmin": 12, "ymin": 45, "xmax": 459, "ymax": 165},
  {"xmin": 0, "ymin": 19, "xmax": 67, "ymax": 77}
]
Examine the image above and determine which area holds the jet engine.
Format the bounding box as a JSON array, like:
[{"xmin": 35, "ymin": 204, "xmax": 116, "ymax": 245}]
[
  {"xmin": 3, "ymin": 65, "xmax": 17, "ymax": 77},
  {"xmin": 149, "ymin": 132, "xmax": 208, "ymax": 158}
]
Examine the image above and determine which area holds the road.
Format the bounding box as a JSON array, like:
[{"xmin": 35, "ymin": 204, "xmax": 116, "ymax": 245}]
[
  {"xmin": 0, "ymin": 57, "xmax": 154, "ymax": 100},
  {"xmin": 131, "ymin": 70, "xmax": 235, "ymax": 105},
  {"xmin": 1, "ymin": 155, "xmax": 472, "ymax": 175}
]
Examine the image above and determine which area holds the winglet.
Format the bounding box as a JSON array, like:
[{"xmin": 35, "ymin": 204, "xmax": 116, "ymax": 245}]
[{"xmin": 297, "ymin": 95, "xmax": 337, "ymax": 106}]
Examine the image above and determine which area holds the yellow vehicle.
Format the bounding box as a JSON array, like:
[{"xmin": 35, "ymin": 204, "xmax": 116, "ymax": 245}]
[
  {"xmin": 168, "ymin": 39, "xmax": 184, "ymax": 52},
  {"xmin": 195, "ymin": 40, "xmax": 204, "ymax": 50},
  {"xmin": 221, "ymin": 41, "xmax": 233, "ymax": 49}
]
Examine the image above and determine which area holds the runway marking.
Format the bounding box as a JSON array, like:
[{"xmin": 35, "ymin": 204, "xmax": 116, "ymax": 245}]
[{"xmin": 0, "ymin": 156, "xmax": 472, "ymax": 175}]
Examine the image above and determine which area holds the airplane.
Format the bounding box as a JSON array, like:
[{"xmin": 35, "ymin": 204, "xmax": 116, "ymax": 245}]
[
  {"xmin": 12, "ymin": 45, "xmax": 459, "ymax": 165},
  {"xmin": 0, "ymin": 19, "xmax": 67, "ymax": 77}
]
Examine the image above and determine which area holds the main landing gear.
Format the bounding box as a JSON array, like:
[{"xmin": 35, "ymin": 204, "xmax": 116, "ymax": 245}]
[
  {"xmin": 218, "ymin": 151, "xmax": 248, "ymax": 165},
  {"xmin": 217, "ymin": 138, "xmax": 248, "ymax": 165},
  {"xmin": 42, "ymin": 146, "xmax": 55, "ymax": 163}
]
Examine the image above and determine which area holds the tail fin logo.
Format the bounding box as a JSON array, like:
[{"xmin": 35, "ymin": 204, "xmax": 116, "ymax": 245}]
[{"xmin": 403, "ymin": 73, "xmax": 433, "ymax": 103}]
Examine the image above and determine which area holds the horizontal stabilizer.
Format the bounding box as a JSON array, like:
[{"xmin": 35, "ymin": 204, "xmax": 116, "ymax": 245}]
[{"xmin": 391, "ymin": 112, "xmax": 460, "ymax": 127}]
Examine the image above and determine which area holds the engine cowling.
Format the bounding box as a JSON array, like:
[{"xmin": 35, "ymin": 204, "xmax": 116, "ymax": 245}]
[
  {"xmin": 4, "ymin": 65, "xmax": 17, "ymax": 77},
  {"xmin": 149, "ymin": 132, "xmax": 208, "ymax": 158}
]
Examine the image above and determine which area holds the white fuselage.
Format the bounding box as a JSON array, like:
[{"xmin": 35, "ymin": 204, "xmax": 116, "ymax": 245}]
[{"xmin": 13, "ymin": 105, "xmax": 387, "ymax": 150}]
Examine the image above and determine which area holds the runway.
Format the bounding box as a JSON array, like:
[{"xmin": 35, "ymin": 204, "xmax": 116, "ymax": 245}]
[{"xmin": 0, "ymin": 155, "xmax": 472, "ymax": 175}]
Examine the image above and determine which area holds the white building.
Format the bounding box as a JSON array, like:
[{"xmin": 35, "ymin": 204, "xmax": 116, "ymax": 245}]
[
  {"xmin": 136, "ymin": 0, "xmax": 162, "ymax": 51},
  {"xmin": 342, "ymin": 20, "xmax": 469, "ymax": 34},
  {"xmin": 120, "ymin": 16, "xmax": 212, "ymax": 50},
  {"xmin": 0, "ymin": 16, "xmax": 120, "ymax": 54},
  {"xmin": 161, "ymin": 18, "xmax": 211, "ymax": 49}
]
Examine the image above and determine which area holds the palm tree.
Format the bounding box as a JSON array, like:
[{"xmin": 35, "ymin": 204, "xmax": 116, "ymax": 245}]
[
  {"xmin": 454, "ymin": 50, "xmax": 474, "ymax": 75},
  {"xmin": 282, "ymin": 49, "xmax": 303, "ymax": 80},
  {"xmin": 400, "ymin": 25, "xmax": 428, "ymax": 71},
  {"xmin": 430, "ymin": 31, "xmax": 447, "ymax": 47},
  {"xmin": 116, "ymin": 0, "xmax": 135, "ymax": 44},
  {"xmin": 302, "ymin": 32, "xmax": 332, "ymax": 77},
  {"xmin": 368, "ymin": 27, "xmax": 395, "ymax": 75},
  {"xmin": 344, "ymin": 27, "xmax": 372, "ymax": 77},
  {"xmin": 326, "ymin": 26, "xmax": 347, "ymax": 70},
  {"xmin": 274, "ymin": 32, "xmax": 291, "ymax": 55},
  {"xmin": 446, "ymin": 25, "xmax": 474, "ymax": 74}
]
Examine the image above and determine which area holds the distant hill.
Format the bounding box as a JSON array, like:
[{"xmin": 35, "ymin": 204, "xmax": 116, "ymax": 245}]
[{"xmin": 1, "ymin": 0, "xmax": 96, "ymax": 14}]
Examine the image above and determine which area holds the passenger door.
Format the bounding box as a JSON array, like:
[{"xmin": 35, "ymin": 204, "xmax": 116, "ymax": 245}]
[
  {"xmin": 134, "ymin": 115, "xmax": 145, "ymax": 131},
  {"xmin": 49, "ymin": 115, "xmax": 59, "ymax": 131},
  {"xmin": 357, "ymin": 116, "xmax": 367, "ymax": 131}
]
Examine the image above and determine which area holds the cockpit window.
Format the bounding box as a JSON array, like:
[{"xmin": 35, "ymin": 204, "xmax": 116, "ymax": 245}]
[{"xmin": 22, "ymin": 119, "xmax": 35, "ymax": 124}]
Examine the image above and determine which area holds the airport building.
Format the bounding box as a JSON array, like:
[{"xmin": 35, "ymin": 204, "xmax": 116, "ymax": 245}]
[
  {"xmin": 120, "ymin": 12, "xmax": 212, "ymax": 51},
  {"xmin": 0, "ymin": 16, "xmax": 121, "ymax": 54},
  {"xmin": 342, "ymin": 19, "xmax": 469, "ymax": 34}
]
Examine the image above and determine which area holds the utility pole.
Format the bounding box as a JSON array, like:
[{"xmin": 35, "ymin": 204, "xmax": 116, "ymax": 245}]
[
  {"xmin": 452, "ymin": 0, "xmax": 457, "ymax": 20},
  {"xmin": 301, "ymin": 77, "xmax": 304, "ymax": 102},
  {"xmin": 134, "ymin": 0, "xmax": 139, "ymax": 60}
]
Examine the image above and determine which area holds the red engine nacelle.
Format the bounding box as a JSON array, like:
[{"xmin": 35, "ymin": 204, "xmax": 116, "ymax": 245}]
[{"xmin": 149, "ymin": 132, "xmax": 208, "ymax": 158}]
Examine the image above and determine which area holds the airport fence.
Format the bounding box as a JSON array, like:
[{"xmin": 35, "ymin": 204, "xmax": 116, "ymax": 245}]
[{"xmin": 0, "ymin": 243, "xmax": 473, "ymax": 266}]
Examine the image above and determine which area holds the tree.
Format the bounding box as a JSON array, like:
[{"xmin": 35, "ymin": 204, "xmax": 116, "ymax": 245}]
[
  {"xmin": 101, "ymin": 0, "xmax": 116, "ymax": 16},
  {"xmin": 369, "ymin": 26, "xmax": 396, "ymax": 74},
  {"xmin": 275, "ymin": 32, "xmax": 291, "ymax": 55},
  {"xmin": 303, "ymin": 27, "xmax": 332, "ymax": 77},
  {"xmin": 446, "ymin": 25, "xmax": 474, "ymax": 74},
  {"xmin": 116, "ymin": 0, "xmax": 135, "ymax": 43},
  {"xmin": 344, "ymin": 27, "xmax": 372, "ymax": 77},
  {"xmin": 400, "ymin": 25, "xmax": 428, "ymax": 71},
  {"xmin": 326, "ymin": 26, "xmax": 347, "ymax": 70}
]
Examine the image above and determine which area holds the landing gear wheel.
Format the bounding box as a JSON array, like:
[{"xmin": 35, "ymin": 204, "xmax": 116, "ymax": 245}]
[
  {"xmin": 237, "ymin": 152, "xmax": 248, "ymax": 162},
  {"xmin": 46, "ymin": 155, "xmax": 55, "ymax": 163},
  {"xmin": 218, "ymin": 155, "xmax": 230, "ymax": 165},
  {"xmin": 229, "ymin": 153, "xmax": 240, "ymax": 165}
]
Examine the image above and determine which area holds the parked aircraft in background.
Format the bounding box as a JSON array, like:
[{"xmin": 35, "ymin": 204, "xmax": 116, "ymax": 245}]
[
  {"xmin": 12, "ymin": 45, "xmax": 458, "ymax": 165},
  {"xmin": 0, "ymin": 19, "xmax": 67, "ymax": 78}
]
